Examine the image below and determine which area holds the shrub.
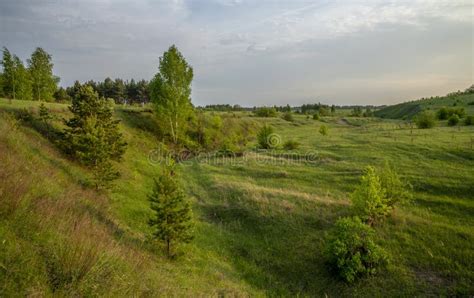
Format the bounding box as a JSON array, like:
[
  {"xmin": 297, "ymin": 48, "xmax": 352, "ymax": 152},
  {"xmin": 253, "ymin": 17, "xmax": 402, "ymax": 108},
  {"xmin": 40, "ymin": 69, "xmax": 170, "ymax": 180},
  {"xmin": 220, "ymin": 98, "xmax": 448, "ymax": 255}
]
[
  {"xmin": 319, "ymin": 125, "xmax": 328, "ymax": 136},
  {"xmin": 351, "ymin": 166, "xmax": 388, "ymax": 225},
  {"xmin": 326, "ymin": 217, "xmax": 388, "ymax": 283},
  {"xmin": 437, "ymin": 107, "xmax": 449, "ymax": 120},
  {"xmin": 378, "ymin": 162, "xmax": 412, "ymax": 208},
  {"xmin": 313, "ymin": 113, "xmax": 320, "ymax": 120},
  {"xmin": 415, "ymin": 111, "xmax": 436, "ymax": 129},
  {"xmin": 464, "ymin": 115, "xmax": 474, "ymax": 125},
  {"xmin": 282, "ymin": 112, "xmax": 294, "ymax": 122},
  {"xmin": 38, "ymin": 103, "xmax": 52, "ymax": 123},
  {"xmin": 257, "ymin": 125, "xmax": 280, "ymax": 149},
  {"xmin": 319, "ymin": 107, "xmax": 330, "ymax": 116},
  {"xmin": 448, "ymin": 114, "xmax": 460, "ymax": 126},
  {"xmin": 254, "ymin": 107, "xmax": 277, "ymax": 117},
  {"xmin": 283, "ymin": 140, "xmax": 300, "ymax": 150}
]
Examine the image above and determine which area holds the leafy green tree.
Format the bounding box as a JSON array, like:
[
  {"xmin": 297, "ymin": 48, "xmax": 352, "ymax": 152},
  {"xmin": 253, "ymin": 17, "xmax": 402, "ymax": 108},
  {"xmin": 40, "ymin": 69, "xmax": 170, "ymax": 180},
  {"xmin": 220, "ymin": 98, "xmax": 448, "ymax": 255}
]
[
  {"xmin": 13, "ymin": 56, "xmax": 33, "ymax": 101},
  {"xmin": 28, "ymin": 47, "xmax": 58, "ymax": 101},
  {"xmin": 62, "ymin": 86, "xmax": 127, "ymax": 189},
  {"xmin": 326, "ymin": 216, "xmax": 388, "ymax": 283},
  {"xmin": 149, "ymin": 164, "xmax": 194, "ymax": 257},
  {"xmin": 351, "ymin": 166, "xmax": 388, "ymax": 225},
  {"xmin": 1, "ymin": 47, "xmax": 16, "ymax": 100},
  {"xmin": 1, "ymin": 48, "xmax": 33, "ymax": 101},
  {"xmin": 150, "ymin": 45, "xmax": 194, "ymax": 144}
]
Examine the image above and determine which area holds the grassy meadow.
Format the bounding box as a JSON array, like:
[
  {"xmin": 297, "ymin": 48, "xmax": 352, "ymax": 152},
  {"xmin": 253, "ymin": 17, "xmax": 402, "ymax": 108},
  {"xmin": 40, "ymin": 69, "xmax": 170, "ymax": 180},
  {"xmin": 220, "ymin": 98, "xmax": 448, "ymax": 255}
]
[{"xmin": 1, "ymin": 98, "xmax": 473, "ymax": 296}]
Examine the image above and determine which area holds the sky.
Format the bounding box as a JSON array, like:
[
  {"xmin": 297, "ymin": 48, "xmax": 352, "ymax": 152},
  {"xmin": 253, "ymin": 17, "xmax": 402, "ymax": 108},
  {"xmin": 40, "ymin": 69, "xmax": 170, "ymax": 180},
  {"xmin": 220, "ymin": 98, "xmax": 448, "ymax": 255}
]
[{"xmin": 0, "ymin": 0, "xmax": 472, "ymax": 106}]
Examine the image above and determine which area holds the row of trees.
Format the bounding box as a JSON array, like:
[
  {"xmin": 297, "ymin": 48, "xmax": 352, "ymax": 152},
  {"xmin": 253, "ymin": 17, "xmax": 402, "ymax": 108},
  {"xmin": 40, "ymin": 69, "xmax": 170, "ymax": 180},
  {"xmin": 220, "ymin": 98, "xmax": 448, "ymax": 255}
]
[
  {"xmin": 0, "ymin": 47, "xmax": 58, "ymax": 101},
  {"xmin": 59, "ymin": 78, "xmax": 150, "ymax": 104}
]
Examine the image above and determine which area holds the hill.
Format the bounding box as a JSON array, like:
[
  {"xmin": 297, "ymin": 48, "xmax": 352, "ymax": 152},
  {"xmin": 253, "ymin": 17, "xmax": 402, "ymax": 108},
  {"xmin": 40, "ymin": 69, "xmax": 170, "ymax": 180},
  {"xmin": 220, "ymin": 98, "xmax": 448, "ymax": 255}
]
[
  {"xmin": 375, "ymin": 91, "xmax": 474, "ymax": 119},
  {"xmin": 1, "ymin": 98, "xmax": 473, "ymax": 296}
]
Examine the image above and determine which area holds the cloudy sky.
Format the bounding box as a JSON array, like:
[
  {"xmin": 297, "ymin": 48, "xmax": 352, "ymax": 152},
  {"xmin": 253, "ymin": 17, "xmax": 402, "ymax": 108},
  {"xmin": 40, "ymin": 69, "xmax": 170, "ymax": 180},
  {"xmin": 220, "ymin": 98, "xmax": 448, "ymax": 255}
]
[{"xmin": 1, "ymin": 0, "xmax": 472, "ymax": 106}]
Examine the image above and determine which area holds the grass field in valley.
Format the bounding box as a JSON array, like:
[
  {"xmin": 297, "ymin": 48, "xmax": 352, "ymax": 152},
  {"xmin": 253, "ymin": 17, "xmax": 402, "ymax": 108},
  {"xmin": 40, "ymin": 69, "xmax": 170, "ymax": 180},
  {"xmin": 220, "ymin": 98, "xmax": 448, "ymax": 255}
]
[{"xmin": 0, "ymin": 98, "xmax": 473, "ymax": 296}]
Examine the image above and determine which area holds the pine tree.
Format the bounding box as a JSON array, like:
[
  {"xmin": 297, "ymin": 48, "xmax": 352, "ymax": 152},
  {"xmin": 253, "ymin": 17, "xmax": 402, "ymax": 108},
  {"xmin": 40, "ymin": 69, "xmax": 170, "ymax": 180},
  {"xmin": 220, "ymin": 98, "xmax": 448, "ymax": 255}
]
[
  {"xmin": 28, "ymin": 47, "xmax": 58, "ymax": 101},
  {"xmin": 351, "ymin": 166, "xmax": 388, "ymax": 225},
  {"xmin": 148, "ymin": 164, "xmax": 194, "ymax": 257},
  {"xmin": 38, "ymin": 103, "xmax": 52, "ymax": 123},
  {"xmin": 63, "ymin": 85, "xmax": 127, "ymax": 189}
]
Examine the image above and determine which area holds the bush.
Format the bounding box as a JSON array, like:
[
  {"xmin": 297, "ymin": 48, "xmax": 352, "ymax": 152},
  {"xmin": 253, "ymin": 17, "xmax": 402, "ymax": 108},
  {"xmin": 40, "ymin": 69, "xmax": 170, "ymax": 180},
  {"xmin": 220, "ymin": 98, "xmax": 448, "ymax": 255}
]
[
  {"xmin": 257, "ymin": 125, "xmax": 280, "ymax": 149},
  {"xmin": 254, "ymin": 107, "xmax": 277, "ymax": 117},
  {"xmin": 437, "ymin": 107, "xmax": 449, "ymax": 120},
  {"xmin": 378, "ymin": 162, "xmax": 412, "ymax": 208},
  {"xmin": 319, "ymin": 125, "xmax": 328, "ymax": 136},
  {"xmin": 282, "ymin": 112, "xmax": 294, "ymax": 122},
  {"xmin": 464, "ymin": 115, "xmax": 474, "ymax": 125},
  {"xmin": 326, "ymin": 217, "xmax": 388, "ymax": 283},
  {"xmin": 351, "ymin": 166, "xmax": 388, "ymax": 225},
  {"xmin": 283, "ymin": 140, "xmax": 300, "ymax": 150},
  {"xmin": 415, "ymin": 111, "xmax": 436, "ymax": 129},
  {"xmin": 448, "ymin": 114, "xmax": 460, "ymax": 126},
  {"xmin": 313, "ymin": 113, "xmax": 320, "ymax": 120},
  {"xmin": 319, "ymin": 107, "xmax": 330, "ymax": 116}
]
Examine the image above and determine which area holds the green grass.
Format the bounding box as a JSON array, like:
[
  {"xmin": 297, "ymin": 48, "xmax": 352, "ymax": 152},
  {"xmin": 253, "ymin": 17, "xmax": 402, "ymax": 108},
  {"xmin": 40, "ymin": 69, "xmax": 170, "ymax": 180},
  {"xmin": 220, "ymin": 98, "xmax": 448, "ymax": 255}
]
[{"xmin": 1, "ymin": 98, "xmax": 473, "ymax": 296}]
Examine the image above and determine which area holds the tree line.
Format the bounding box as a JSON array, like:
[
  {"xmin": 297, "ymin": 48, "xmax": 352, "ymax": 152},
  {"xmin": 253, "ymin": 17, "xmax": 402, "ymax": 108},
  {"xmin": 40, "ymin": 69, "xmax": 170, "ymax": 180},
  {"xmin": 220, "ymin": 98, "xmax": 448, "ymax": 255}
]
[
  {"xmin": 0, "ymin": 47, "xmax": 58, "ymax": 101},
  {"xmin": 58, "ymin": 78, "xmax": 150, "ymax": 104},
  {"xmin": 0, "ymin": 47, "xmax": 150, "ymax": 104}
]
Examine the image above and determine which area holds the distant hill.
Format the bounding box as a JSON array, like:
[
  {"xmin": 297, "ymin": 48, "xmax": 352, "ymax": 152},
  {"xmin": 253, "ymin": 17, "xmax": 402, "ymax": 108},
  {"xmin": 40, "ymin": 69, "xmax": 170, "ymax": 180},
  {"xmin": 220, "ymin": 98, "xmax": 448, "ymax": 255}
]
[{"xmin": 375, "ymin": 87, "xmax": 474, "ymax": 119}]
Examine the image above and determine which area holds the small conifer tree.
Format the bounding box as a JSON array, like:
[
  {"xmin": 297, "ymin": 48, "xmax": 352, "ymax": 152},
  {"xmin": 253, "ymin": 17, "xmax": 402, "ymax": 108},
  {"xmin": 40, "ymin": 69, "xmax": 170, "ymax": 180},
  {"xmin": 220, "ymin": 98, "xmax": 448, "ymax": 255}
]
[
  {"xmin": 38, "ymin": 103, "xmax": 52, "ymax": 123},
  {"xmin": 148, "ymin": 164, "xmax": 194, "ymax": 257},
  {"xmin": 351, "ymin": 166, "xmax": 388, "ymax": 225},
  {"xmin": 378, "ymin": 161, "xmax": 412, "ymax": 208},
  {"xmin": 62, "ymin": 85, "xmax": 126, "ymax": 189}
]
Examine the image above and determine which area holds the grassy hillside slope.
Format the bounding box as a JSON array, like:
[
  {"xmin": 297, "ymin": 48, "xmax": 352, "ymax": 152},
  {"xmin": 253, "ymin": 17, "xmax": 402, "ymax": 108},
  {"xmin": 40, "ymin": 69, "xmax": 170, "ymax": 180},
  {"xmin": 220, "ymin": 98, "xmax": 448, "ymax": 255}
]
[
  {"xmin": 375, "ymin": 92, "xmax": 474, "ymax": 119},
  {"xmin": 1, "ymin": 98, "xmax": 473, "ymax": 296}
]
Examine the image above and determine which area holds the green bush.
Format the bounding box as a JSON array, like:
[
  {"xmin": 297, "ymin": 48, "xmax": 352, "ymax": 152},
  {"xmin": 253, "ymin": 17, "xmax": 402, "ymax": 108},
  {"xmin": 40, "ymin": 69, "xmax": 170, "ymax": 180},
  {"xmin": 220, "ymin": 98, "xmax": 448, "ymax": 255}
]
[
  {"xmin": 313, "ymin": 113, "xmax": 320, "ymax": 120},
  {"xmin": 283, "ymin": 140, "xmax": 300, "ymax": 150},
  {"xmin": 319, "ymin": 125, "xmax": 328, "ymax": 136},
  {"xmin": 351, "ymin": 166, "xmax": 388, "ymax": 225},
  {"xmin": 282, "ymin": 112, "xmax": 294, "ymax": 122},
  {"xmin": 326, "ymin": 217, "xmax": 388, "ymax": 283},
  {"xmin": 448, "ymin": 114, "xmax": 460, "ymax": 126},
  {"xmin": 436, "ymin": 107, "xmax": 449, "ymax": 120},
  {"xmin": 464, "ymin": 115, "xmax": 474, "ymax": 125},
  {"xmin": 254, "ymin": 107, "xmax": 277, "ymax": 117},
  {"xmin": 415, "ymin": 111, "xmax": 436, "ymax": 129},
  {"xmin": 257, "ymin": 125, "xmax": 280, "ymax": 149},
  {"xmin": 379, "ymin": 162, "xmax": 412, "ymax": 208}
]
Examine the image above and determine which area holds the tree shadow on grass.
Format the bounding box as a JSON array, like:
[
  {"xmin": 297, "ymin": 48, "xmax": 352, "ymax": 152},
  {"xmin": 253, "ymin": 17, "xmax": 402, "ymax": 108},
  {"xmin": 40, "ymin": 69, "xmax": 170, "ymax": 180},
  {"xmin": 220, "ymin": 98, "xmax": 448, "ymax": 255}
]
[
  {"xmin": 185, "ymin": 162, "xmax": 351, "ymax": 296},
  {"xmin": 115, "ymin": 109, "xmax": 163, "ymax": 137}
]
